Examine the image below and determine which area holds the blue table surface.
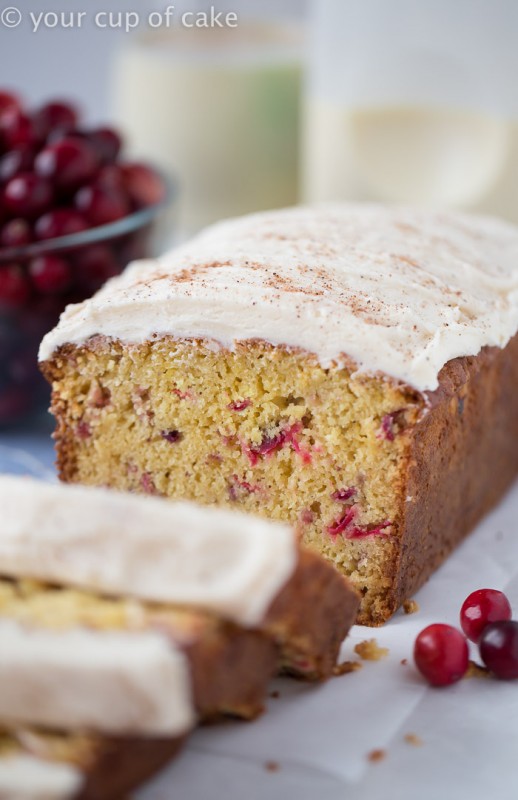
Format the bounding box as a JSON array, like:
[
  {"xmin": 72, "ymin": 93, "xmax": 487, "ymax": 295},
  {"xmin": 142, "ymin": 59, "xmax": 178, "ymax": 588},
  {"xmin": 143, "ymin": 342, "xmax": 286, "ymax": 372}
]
[{"xmin": 0, "ymin": 414, "xmax": 57, "ymax": 478}]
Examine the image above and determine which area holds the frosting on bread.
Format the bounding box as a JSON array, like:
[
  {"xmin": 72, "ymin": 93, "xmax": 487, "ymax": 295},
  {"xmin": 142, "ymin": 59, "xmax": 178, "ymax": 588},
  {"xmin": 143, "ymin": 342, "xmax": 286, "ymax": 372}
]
[
  {"xmin": 0, "ymin": 476, "xmax": 297, "ymax": 627},
  {"xmin": 0, "ymin": 620, "xmax": 194, "ymax": 736},
  {"xmin": 0, "ymin": 753, "xmax": 82, "ymax": 800},
  {"xmin": 39, "ymin": 204, "xmax": 518, "ymax": 391}
]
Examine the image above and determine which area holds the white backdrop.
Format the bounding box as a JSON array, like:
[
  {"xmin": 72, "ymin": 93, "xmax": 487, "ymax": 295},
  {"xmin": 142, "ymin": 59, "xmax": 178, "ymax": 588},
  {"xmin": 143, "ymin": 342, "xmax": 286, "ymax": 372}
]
[{"xmin": 0, "ymin": 0, "xmax": 305, "ymax": 120}]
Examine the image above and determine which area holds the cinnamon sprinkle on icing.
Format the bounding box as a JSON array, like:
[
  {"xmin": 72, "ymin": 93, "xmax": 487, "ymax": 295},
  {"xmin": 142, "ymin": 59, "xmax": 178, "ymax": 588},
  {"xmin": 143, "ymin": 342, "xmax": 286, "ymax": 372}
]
[{"xmin": 40, "ymin": 204, "xmax": 518, "ymax": 392}]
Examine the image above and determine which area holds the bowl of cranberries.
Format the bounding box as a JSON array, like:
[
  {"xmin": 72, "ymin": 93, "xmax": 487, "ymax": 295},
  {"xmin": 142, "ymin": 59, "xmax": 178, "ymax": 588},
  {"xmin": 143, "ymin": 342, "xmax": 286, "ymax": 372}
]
[{"xmin": 0, "ymin": 90, "xmax": 171, "ymax": 427}]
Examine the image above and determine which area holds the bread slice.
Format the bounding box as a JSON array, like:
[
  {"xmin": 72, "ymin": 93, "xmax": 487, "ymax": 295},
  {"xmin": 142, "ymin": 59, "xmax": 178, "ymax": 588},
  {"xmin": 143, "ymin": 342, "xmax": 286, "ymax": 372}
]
[
  {"xmin": 0, "ymin": 727, "xmax": 185, "ymax": 800},
  {"xmin": 0, "ymin": 477, "xmax": 359, "ymax": 796},
  {"xmin": 0, "ymin": 578, "xmax": 276, "ymax": 722},
  {"xmin": 0, "ymin": 616, "xmax": 193, "ymax": 799},
  {"xmin": 0, "ymin": 477, "xmax": 359, "ymax": 679}
]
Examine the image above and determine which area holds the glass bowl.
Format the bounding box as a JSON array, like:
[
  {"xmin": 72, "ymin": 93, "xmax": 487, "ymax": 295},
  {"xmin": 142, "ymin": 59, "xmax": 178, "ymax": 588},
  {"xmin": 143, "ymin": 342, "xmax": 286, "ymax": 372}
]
[{"xmin": 0, "ymin": 175, "xmax": 171, "ymax": 427}]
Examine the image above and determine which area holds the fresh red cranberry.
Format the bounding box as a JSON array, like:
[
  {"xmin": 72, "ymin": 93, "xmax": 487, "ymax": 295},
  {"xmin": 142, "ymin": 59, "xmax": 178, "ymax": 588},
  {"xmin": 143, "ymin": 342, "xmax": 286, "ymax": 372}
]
[
  {"xmin": 0, "ymin": 91, "xmax": 21, "ymax": 118},
  {"xmin": 414, "ymin": 624, "xmax": 469, "ymax": 687},
  {"xmin": 479, "ymin": 621, "xmax": 518, "ymax": 679},
  {"xmin": 2, "ymin": 173, "xmax": 54, "ymax": 218},
  {"xmin": 35, "ymin": 137, "xmax": 99, "ymax": 191},
  {"xmin": 34, "ymin": 208, "xmax": 88, "ymax": 240},
  {"xmin": 121, "ymin": 162, "xmax": 164, "ymax": 208},
  {"xmin": 74, "ymin": 184, "xmax": 130, "ymax": 227},
  {"xmin": 0, "ymin": 218, "xmax": 32, "ymax": 248},
  {"xmin": 460, "ymin": 589, "xmax": 512, "ymax": 643},
  {"xmin": 0, "ymin": 146, "xmax": 35, "ymax": 183},
  {"xmin": 0, "ymin": 108, "xmax": 41, "ymax": 150},
  {"xmin": 34, "ymin": 100, "xmax": 79, "ymax": 139},
  {"xmin": 74, "ymin": 244, "xmax": 119, "ymax": 291},
  {"xmin": 88, "ymin": 127, "xmax": 122, "ymax": 164},
  {"xmin": 45, "ymin": 127, "xmax": 83, "ymax": 146},
  {"xmin": 29, "ymin": 255, "xmax": 72, "ymax": 294},
  {"xmin": 95, "ymin": 164, "xmax": 125, "ymax": 192},
  {"xmin": 0, "ymin": 263, "xmax": 31, "ymax": 308}
]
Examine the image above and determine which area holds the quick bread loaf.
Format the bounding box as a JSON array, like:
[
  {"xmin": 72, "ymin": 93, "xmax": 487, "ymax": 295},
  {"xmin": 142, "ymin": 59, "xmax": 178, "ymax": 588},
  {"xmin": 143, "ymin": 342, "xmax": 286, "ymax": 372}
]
[{"xmin": 39, "ymin": 204, "xmax": 518, "ymax": 623}]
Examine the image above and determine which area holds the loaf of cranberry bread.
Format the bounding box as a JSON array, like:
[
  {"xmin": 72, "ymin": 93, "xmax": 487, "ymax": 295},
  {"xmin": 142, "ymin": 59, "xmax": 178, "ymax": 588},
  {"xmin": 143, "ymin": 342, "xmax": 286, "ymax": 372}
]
[
  {"xmin": 39, "ymin": 204, "xmax": 518, "ymax": 624},
  {"xmin": 0, "ymin": 476, "xmax": 358, "ymax": 680}
]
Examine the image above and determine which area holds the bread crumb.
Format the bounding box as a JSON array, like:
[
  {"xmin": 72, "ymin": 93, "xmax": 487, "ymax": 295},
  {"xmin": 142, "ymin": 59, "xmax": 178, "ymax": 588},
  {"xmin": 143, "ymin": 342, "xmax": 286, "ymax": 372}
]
[
  {"xmin": 404, "ymin": 733, "xmax": 423, "ymax": 747},
  {"xmin": 354, "ymin": 639, "xmax": 389, "ymax": 661},
  {"xmin": 400, "ymin": 658, "xmax": 408, "ymax": 666},
  {"xmin": 464, "ymin": 660, "xmax": 491, "ymax": 679},
  {"xmin": 265, "ymin": 761, "xmax": 280, "ymax": 772},
  {"xmin": 367, "ymin": 749, "xmax": 386, "ymax": 763},
  {"xmin": 333, "ymin": 660, "xmax": 363, "ymax": 676},
  {"xmin": 403, "ymin": 599, "xmax": 420, "ymax": 614}
]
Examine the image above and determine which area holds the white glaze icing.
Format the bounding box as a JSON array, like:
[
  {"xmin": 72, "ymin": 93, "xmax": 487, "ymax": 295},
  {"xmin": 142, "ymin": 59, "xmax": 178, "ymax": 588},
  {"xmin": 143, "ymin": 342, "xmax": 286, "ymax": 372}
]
[
  {"xmin": 0, "ymin": 476, "xmax": 297, "ymax": 627},
  {"xmin": 0, "ymin": 754, "xmax": 81, "ymax": 800},
  {"xmin": 39, "ymin": 204, "xmax": 518, "ymax": 391},
  {"xmin": 0, "ymin": 620, "xmax": 194, "ymax": 736}
]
